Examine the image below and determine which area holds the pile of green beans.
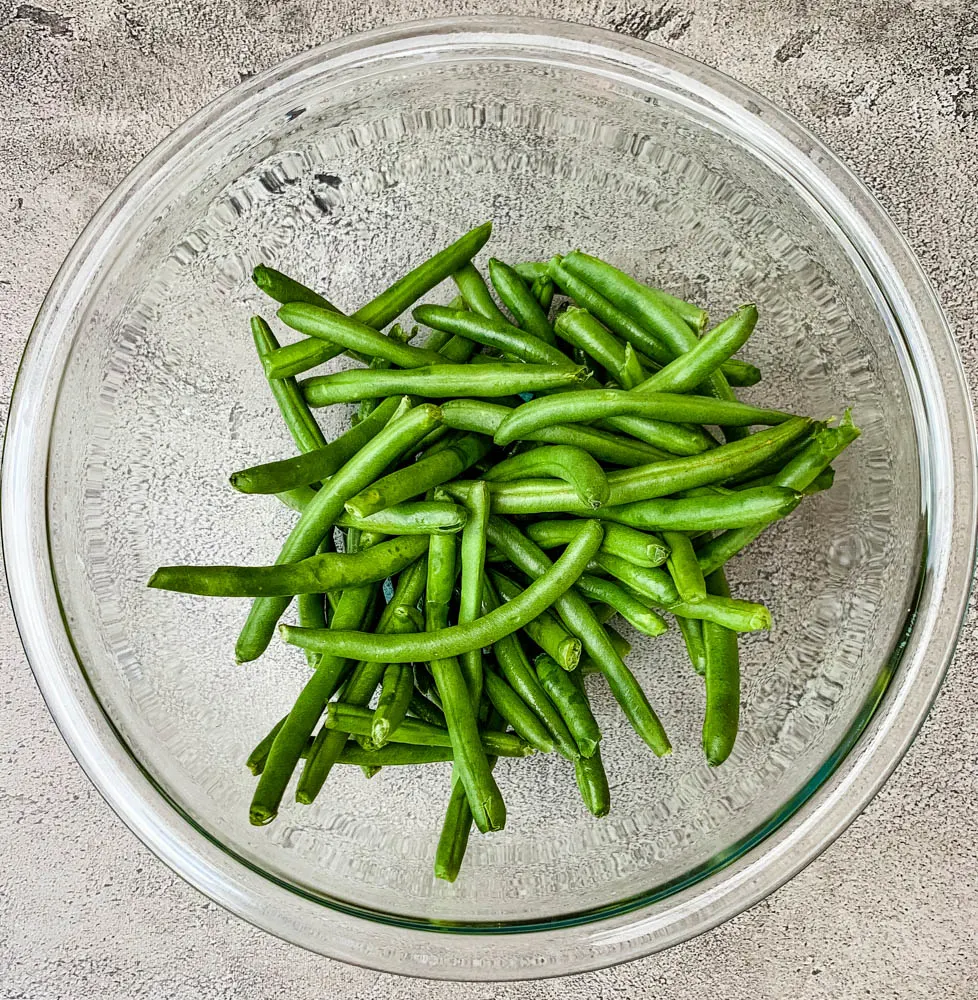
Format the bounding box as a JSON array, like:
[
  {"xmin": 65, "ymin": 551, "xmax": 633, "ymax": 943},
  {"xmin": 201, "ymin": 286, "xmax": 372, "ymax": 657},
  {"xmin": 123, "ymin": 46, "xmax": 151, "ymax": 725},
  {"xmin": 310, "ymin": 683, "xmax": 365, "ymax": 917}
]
[{"xmin": 149, "ymin": 221, "xmax": 859, "ymax": 880}]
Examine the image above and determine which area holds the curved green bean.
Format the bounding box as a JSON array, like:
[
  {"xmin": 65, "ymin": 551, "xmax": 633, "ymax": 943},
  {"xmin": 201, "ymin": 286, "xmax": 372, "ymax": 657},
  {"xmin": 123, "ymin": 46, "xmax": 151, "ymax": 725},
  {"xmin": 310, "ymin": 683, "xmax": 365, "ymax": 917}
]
[
  {"xmin": 488, "ymin": 258, "xmax": 557, "ymax": 344},
  {"xmin": 336, "ymin": 501, "xmax": 468, "ymax": 535},
  {"xmin": 281, "ymin": 520, "xmax": 604, "ymax": 661},
  {"xmin": 535, "ymin": 655, "xmax": 601, "ymax": 758},
  {"xmin": 252, "ymin": 264, "xmax": 339, "ymax": 312},
  {"xmin": 554, "ymin": 307, "xmax": 643, "ymax": 388},
  {"xmin": 246, "ymin": 716, "xmax": 285, "ymax": 775},
  {"xmin": 494, "ymin": 389, "xmax": 793, "ymax": 446},
  {"xmin": 234, "ymin": 402, "xmax": 439, "ymax": 663},
  {"xmin": 452, "ymin": 261, "xmax": 509, "ymax": 324},
  {"xmin": 572, "ymin": 573, "xmax": 668, "ymax": 637},
  {"xmin": 484, "ymin": 445, "xmax": 610, "ymax": 508},
  {"xmin": 526, "ymin": 520, "xmax": 669, "ymax": 568},
  {"xmin": 302, "ymin": 363, "xmax": 589, "ymax": 406}
]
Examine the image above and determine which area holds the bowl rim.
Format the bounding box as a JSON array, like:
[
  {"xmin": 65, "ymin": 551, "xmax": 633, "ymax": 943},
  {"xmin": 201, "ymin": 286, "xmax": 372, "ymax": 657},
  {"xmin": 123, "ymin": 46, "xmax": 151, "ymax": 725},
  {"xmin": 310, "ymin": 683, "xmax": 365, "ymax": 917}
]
[{"xmin": 4, "ymin": 15, "xmax": 976, "ymax": 980}]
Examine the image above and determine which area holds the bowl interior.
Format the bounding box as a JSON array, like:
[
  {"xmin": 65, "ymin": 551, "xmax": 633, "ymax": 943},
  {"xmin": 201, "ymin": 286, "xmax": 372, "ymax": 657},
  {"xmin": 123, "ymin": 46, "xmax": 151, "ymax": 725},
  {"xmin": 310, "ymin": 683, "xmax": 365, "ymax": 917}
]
[{"xmin": 45, "ymin": 44, "xmax": 922, "ymax": 927}]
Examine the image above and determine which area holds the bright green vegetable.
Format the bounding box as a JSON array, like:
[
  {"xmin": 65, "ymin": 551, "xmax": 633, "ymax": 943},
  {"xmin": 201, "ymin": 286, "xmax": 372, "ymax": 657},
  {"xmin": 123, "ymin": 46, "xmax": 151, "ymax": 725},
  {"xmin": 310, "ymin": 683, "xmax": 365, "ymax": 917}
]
[
  {"xmin": 701, "ymin": 569, "xmax": 740, "ymax": 766},
  {"xmin": 457, "ymin": 481, "xmax": 490, "ymax": 700},
  {"xmin": 488, "ymin": 258, "xmax": 557, "ymax": 344},
  {"xmin": 535, "ymin": 655, "xmax": 602, "ymax": 758},
  {"xmin": 662, "ymin": 530, "xmax": 708, "ymax": 603},
  {"xmin": 484, "ymin": 445, "xmax": 610, "ymax": 508},
  {"xmin": 526, "ymin": 520, "xmax": 669, "ymax": 568}
]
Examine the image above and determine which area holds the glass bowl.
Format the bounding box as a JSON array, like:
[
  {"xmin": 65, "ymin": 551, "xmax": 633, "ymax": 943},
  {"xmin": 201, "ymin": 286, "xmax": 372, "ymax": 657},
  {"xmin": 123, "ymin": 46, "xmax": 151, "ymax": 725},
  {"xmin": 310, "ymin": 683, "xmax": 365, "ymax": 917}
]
[{"xmin": 4, "ymin": 17, "xmax": 975, "ymax": 981}]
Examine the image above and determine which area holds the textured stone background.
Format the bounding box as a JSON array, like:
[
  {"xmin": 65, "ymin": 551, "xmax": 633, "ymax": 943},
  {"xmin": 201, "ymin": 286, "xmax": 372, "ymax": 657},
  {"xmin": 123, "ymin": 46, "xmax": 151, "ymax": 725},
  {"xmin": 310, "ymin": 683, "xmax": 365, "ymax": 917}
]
[{"xmin": 1, "ymin": 1, "xmax": 977, "ymax": 997}]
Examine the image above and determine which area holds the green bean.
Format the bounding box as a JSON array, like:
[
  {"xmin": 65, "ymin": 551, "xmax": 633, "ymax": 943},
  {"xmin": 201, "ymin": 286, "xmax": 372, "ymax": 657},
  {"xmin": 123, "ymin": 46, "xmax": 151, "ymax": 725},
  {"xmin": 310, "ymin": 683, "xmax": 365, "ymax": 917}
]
[
  {"xmin": 252, "ymin": 264, "xmax": 339, "ymax": 312},
  {"xmin": 296, "ymin": 571, "xmax": 329, "ymax": 669},
  {"xmin": 337, "ymin": 744, "xmax": 458, "ymax": 765},
  {"xmin": 638, "ymin": 288, "xmax": 709, "ymax": 336},
  {"xmin": 633, "ymin": 304, "xmax": 758, "ymax": 395},
  {"xmin": 251, "ymin": 317, "xmax": 327, "ymax": 453},
  {"xmin": 426, "ymin": 533, "xmax": 506, "ymax": 833},
  {"xmin": 675, "ymin": 615, "xmax": 707, "ymax": 676},
  {"xmin": 452, "ymin": 261, "xmax": 509, "ymax": 324},
  {"xmin": 526, "ymin": 520, "xmax": 669, "ymax": 568},
  {"xmin": 484, "ymin": 445, "xmax": 610, "ymax": 509},
  {"xmin": 701, "ymin": 569, "xmax": 740, "ymax": 766},
  {"xmin": 324, "ymin": 703, "xmax": 532, "ymax": 757},
  {"xmin": 440, "ymin": 399, "xmax": 671, "ymax": 466},
  {"xmin": 302, "ymin": 363, "xmax": 589, "ymax": 406},
  {"xmin": 554, "ymin": 307, "xmax": 643, "ymax": 388},
  {"xmin": 531, "ymin": 276, "xmax": 555, "ymax": 312},
  {"xmin": 696, "ymin": 412, "xmax": 860, "ymax": 575},
  {"xmin": 547, "ymin": 257, "xmax": 675, "ymax": 367},
  {"xmin": 276, "ymin": 303, "xmax": 445, "ymax": 370},
  {"xmin": 261, "ymin": 222, "xmax": 492, "ymax": 377},
  {"xmin": 336, "ymin": 501, "xmax": 468, "ymax": 535},
  {"xmin": 413, "ymin": 305, "xmax": 578, "ymax": 368},
  {"xmin": 408, "ymin": 690, "xmax": 447, "ymax": 728},
  {"xmin": 481, "ymin": 575, "xmax": 579, "ymax": 760},
  {"xmin": 662, "ymin": 531, "xmax": 708, "ymax": 603},
  {"xmin": 535, "ymin": 655, "xmax": 601, "ymax": 758},
  {"xmin": 470, "ymin": 419, "xmax": 813, "ymax": 515},
  {"xmin": 234, "ymin": 400, "xmax": 435, "ymax": 662},
  {"xmin": 457, "ymin": 481, "xmax": 490, "ymax": 701},
  {"xmin": 246, "ymin": 717, "xmax": 285, "ymax": 775},
  {"xmin": 598, "ymin": 413, "xmax": 719, "ymax": 456},
  {"xmin": 494, "ymin": 389, "xmax": 793, "ymax": 446},
  {"xmin": 488, "ymin": 258, "xmax": 557, "ymax": 344},
  {"xmin": 482, "ymin": 669, "xmax": 556, "ymax": 753},
  {"xmin": 574, "ymin": 746, "xmax": 611, "ymax": 817},
  {"xmin": 249, "ymin": 580, "xmax": 375, "ymax": 825},
  {"xmin": 345, "ymin": 433, "xmax": 492, "ymax": 519},
  {"xmin": 722, "ymin": 360, "xmax": 762, "ymax": 387},
  {"xmin": 514, "ymin": 261, "xmax": 551, "ymax": 281},
  {"xmin": 281, "ymin": 520, "xmax": 604, "ymax": 661},
  {"xmin": 485, "ymin": 517, "xmax": 670, "ymax": 756},
  {"xmin": 572, "ymin": 574, "xmax": 668, "ymax": 637},
  {"xmin": 594, "ymin": 552, "xmax": 771, "ymax": 631},
  {"xmin": 150, "ymin": 534, "xmax": 427, "ymax": 597},
  {"xmin": 229, "ymin": 396, "xmax": 404, "ymax": 494},
  {"xmin": 371, "ymin": 662, "xmax": 416, "ymax": 747},
  {"xmin": 295, "ymin": 557, "xmax": 429, "ymax": 802},
  {"xmin": 489, "ymin": 570, "xmax": 582, "ymax": 670},
  {"xmin": 620, "ymin": 343, "xmax": 646, "ymax": 389}
]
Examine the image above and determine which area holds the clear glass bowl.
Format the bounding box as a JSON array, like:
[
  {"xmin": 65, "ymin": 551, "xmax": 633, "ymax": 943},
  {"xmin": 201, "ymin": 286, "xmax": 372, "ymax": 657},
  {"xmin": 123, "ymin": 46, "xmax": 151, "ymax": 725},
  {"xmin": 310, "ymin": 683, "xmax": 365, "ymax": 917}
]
[{"xmin": 4, "ymin": 17, "xmax": 976, "ymax": 980}]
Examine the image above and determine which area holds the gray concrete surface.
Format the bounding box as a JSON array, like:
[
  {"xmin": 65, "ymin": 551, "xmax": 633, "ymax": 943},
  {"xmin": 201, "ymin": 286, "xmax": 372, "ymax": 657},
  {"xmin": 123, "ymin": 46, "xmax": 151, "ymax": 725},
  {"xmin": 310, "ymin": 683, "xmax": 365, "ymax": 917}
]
[{"xmin": 2, "ymin": 1, "xmax": 977, "ymax": 996}]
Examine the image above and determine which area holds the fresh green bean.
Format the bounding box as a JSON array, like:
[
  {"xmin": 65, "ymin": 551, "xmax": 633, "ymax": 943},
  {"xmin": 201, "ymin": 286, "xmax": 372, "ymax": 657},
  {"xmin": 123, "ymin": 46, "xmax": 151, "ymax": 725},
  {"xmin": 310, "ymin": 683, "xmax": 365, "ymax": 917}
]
[
  {"xmin": 485, "ymin": 517, "xmax": 670, "ymax": 756},
  {"xmin": 488, "ymin": 258, "xmax": 557, "ymax": 344},
  {"xmin": 531, "ymin": 276, "xmax": 555, "ymax": 312},
  {"xmin": 554, "ymin": 307, "xmax": 643, "ymax": 388},
  {"xmin": 535, "ymin": 655, "xmax": 601, "ymax": 758},
  {"xmin": 229, "ymin": 395, "xmax": 404, "ymax": 494},
  {"xmin": 701, "ymin": 569, "xmax": 740, "ymax": 766},
  {"xmin": 526, "ymin": 520, "xmax": 669, "ymax": 568},
  {"xmin": 302, "ymin": 363, "xmax": 589, "ymax": 406},
  {"xmin": 675, "ymin": 615, "xmax": 707, "ymax": 676},
  {"xmin": 493, "ymin": 390, "xmax": 793, "ymax": 446},
  {"xmin": 234, "ymin": 400, "xmax": 435, "ymax": 662},
  {"xmin": 262, "ymin": 222, "xmax": 493, "ymax": 377},
  {"xmin": 457, "ymin": 481, "xmax": 490, "ymax": 701},
  {"xmin": 452, "ymin": 261, "xmax": 510, "ymax": 324},
  {"xmin": 249, "ymin": 580, "xmax": 376, "ymax": 825},
  {"xmin": 440, "ymin": 398, "xmax": 671, "ymax": 466},
  {"xmin": 598, "ymin": 413, "xmax": 719, "ymax": 456},
  {"xmin": 484, "ymin": 445, "xmax": 610, "ymax": 509},
  {"xmin": 150, "ymin": 534, "xmax": 427, "ymax": 597},
  {"xmin": 252, "ymin": 264, "xmax": 339, "ymax": 312},
  {"xmin": 246, "ymin": 717, "xmax": 285, "ymax": 775},
  {"xmin": 696, "ymin": 413, "xmax": 860, "ymax": 575},
  {"xmin": 662, "ymin": 531, "xmax": 708, "ymax": 603},
  {"xmin": 489, "ymin": 570, "xmax": 583, "ymax": 670},
  {"xmin": 573, "ymin": 746, "xmax": 611, "ymax": 817},
  {"xmin": 295, "ymin": 558, "xmax": 430, "ymax": 802},
  {"xmin": 345, "ymin": 433, "xmax": 492, "ymax": 519},
  {"xmin": 572, "ymin": 574, "xmax": 668, "ymax": 637},
  {"xmin": 281, "ymin": 520, "xmax": 604, "ymax": 661},
  {"xmin": 413, "ymin": 305, "xmax": 578, "ymax": 368},
  {"xmin": 514, "ymin": 261, "xmax": 551, "ymax": 281},
  {"xmin": 335, "ymin": 501, "xmax": 468, "ymax": 535},
  {"xmin": 276, "ymin": 303, "xmax": 445, "ymax": 369},
  {"xmin": 481, "ymin": 575, "xmax": 579, "ymax": 760},
  {"xmin": 633, "ymin": 304, "xmax": 758, "ymax": 395},
  {"xmin": 426, "ymin": 532, "xmax": 506, "ymax": 834},
  {"xmin": 482, "ymin": 669, "xmax": 556, "ymax": 753},
  {"xmin": 324, "ymin": 703, "xmax": 532, "ymax": 757},
  {"xmin": 371, "ymin": 662, "xmax": 416, "ymax": 747},
  {"xmin": 251, "ymin": 316, "xmax": 328, "ymax": 453},
  {"xmin": 468, "ymin": 419, "xmax": 813, "ymax": 515},
  {"xmin": 336, "ymin": 744, "xmax": 458, "ymax": 765}
]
